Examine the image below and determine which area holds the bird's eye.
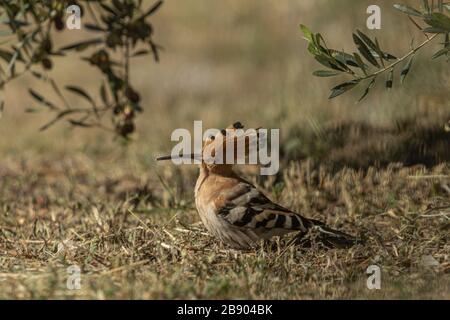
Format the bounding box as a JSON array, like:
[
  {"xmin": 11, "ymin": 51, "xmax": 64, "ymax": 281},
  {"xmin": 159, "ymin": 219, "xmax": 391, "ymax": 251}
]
[
  {"xmin": 221, "ymin": 129, "xmax": 227, "ymax": 136},
  {"xmin": 209, "ymin": 135, "xmax": 215, "ymax": 141}
]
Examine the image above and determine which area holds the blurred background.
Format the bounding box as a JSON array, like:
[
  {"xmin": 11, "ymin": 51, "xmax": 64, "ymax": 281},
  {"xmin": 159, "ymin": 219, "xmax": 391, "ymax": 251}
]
[
  {"xmin": 0, "ymin": 0, "xmax": 449, "ymax": 299},
  {"xmin": 0, "ymin": 0, "xmax": 448, "ymax": 169}
]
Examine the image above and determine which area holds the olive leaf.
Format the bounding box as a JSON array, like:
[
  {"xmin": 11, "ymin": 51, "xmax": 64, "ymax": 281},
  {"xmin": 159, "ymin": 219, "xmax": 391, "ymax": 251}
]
[
  {"xmin": 60, "ymin": 39, "xmax": 103, "ymax": 52},
  {"xmin": 141, "ymin": 0, "xmax": 164, "ymax": 19},
  {"xmin": 400, "ymin": 56, "xmax": 414, "ymax": 83},
  {"xmin": 393, "ymin": 4, "xmax": 423, "ymax": 17},
  {"xmin": 301, "ymin": 2, "xmax": 449, "ymax": 101},
  {"xmin": 28, "ymin": 89, "xmax": 59, "ymax": 110},
  {"xmin": 432, "ymin": 47, "xmax": 450, "ymax": 58},
  {"xmin": 424, "ymin": 12, "xmax": 450, "ymax": 31},
  {"xmin": 65, "ymin": 86, "xmax": 95, "ymax": 106},
  {"xmin": 386, "ymin": 68, "xmax": 394, "ymax": 89},
  {"xmin": 0, "ymin": 0, "xmax": 164, "ymax": 138},
  {"xmin": 358, "ymin": 77, "xmax": 376, "ymax": 102},
  {"xmin": 329, "ymin": 80, "xmax": 360, "ymax": 99},
  {"xmin": 353, "ymin": 33, "xmax": 380, "ymax": 67},
  {"xmin": 313, "ymin": 70, "xmax": 340, "ymax": 77}
]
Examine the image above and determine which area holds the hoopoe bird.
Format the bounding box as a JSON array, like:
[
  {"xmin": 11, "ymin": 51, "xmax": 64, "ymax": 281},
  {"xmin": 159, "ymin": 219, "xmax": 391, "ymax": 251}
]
[{"xmin": 157, "ymin": 122, "xmax": 362, "ymax": 249}]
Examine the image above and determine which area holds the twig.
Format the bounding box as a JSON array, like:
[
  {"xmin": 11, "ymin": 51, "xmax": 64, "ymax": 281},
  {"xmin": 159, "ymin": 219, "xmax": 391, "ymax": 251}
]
[
  {"xmin": 93, "ymin": 260, "xmax": 148, "ymax": 277},
  {"xmin": 408, "ymin": 175, "xmax": 450, "ymax": 179},
  {"xmin": 359, "ymin": 33, "xmax": 439, "ymax": 81},
  {"xmin": 127, "ymin": 209, "xmax": 152, "ymax": 233},
  {"xmin": 421, "ymin": 205, "xmax": 450, "ymax": 215},
  {"xmin": 419, "ymin": 213, "xmax": 450, "ymax": 220}
]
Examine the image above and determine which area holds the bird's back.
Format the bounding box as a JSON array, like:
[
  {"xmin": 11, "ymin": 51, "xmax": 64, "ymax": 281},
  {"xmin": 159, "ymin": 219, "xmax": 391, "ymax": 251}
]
[
  {"xmin": 195, "ymin": 166, "xmax": 311, "ymax": 249},
  {"xmin": 158, "ymin": 121, "xmax": 361, "ymax": 249}
]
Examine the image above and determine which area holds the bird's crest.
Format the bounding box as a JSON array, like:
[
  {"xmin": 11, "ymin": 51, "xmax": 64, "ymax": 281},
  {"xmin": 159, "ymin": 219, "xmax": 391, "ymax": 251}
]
[
  {"xmin": 202, "ymin": 121, "xmax": 262, "ymax": 165},
  {"xmin": 157, "ymin": 121, "xmax": 262, "ymax": 166}
]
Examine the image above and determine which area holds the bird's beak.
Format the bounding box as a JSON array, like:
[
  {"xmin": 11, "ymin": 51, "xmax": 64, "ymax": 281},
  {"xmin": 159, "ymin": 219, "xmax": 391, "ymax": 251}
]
[
  {"xmin": 156, "ymin": 154, "xmax": 174, "ymax": 161},
  {"xmin": 156, "ymin": 153, "xmax": 201, "ymax": 162}
]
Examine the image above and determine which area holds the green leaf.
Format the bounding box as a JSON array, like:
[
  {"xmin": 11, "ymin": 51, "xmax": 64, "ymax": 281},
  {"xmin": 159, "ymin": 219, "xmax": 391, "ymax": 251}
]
[
  {"xmin": 131, "ymin": 49, "xmax": 150, "ymax": 57},
  {"xmin": 149, "ymin": 41, "xmax": 161, "ymax": 62},
  {"xmin": 400, "ymin": 56, "xmax": 414, "ymax": 84},
  {"xmin": 300, "ymin": 24, "xmax": 314, "ymax": 43},
  {"xmin": 353, "ymin": 52, "xmax": 367, "ymax": 73},
  {"xmin": 386, "ymin": 68, "xmax": 394, "ymax": 89},
  {"xmin": 39, "ymin": 110, "xmax": 79, "ymax": 131},
  {"xmin": 301, "ymin": 25, "xmax": 323, "ymax": 57},
  {"xmin": 68, "ymin": 119, "xmax": 94, "ymax": 128},
  {"xmin": 100, "ymin": 82, "xmax": 109, "ymax": 105},
  {"xmin": 373, "ymin": 38, "xmax": 397, "ymax": 61},
  {"xmin": 28, "ymin": 89, "xmax": 59, "ymax": 110},
  {"xmin": 313, "ymin": 70, "xmax": 340, "ymax": 77},
  {"xmin": 373, "ymin": 38, "xmax": 386, "ymax": 66},
  {"xmin": 331, "ymin": 50, "xmax": 359, "ymax": 67},
  {"xmin": 353, "ymin": 33, "xmax": 380, "ymax": 67},
  {"xmin": 358, "ymin": 77, "xmax": 376, "ymax": 102},
  {"xmin": 141, "ymin": 0, "xmax": 164, "ymax": 19},
  {"xmin": 329, "ymin": 80, "xmax": 360, "ymax": 99},
  {"xmin": 315, "ymin": 54, "xmax": 347, "ymax": 72},
  {"xmin": 356, "ymin": 30, "xmax": 379, "ymax": 53},
  {"xmin": 307, "ymin": 43, "xmax": 320, "ymax": 56},
  {"xmin": 315, "ymin": 33, "xmax": 330, "ymax": 53},
  {"xmin": 424, "ymin": 13, "xmax": 450, "ymax": 32},
  {"xmin": 60, "ymin": 39, "xmax": 103, "ymax": 51},
  {"xmin": 432, "ymin": 47, "xmax": 449, "ymax": 59},
  {"xmin": 65, "ymin": 86, "xmax": 95, "ymax": 105},
  {"xmin": 393, "ymin": 4, "xmax": 423, "ymax": 17},
  {"xmin": 372, "ymin": 50, "xmax": 397, "ymax": 62},
  {"xmin": 30, "ymin": 70, "xmax": 45, "ymax": 80}
]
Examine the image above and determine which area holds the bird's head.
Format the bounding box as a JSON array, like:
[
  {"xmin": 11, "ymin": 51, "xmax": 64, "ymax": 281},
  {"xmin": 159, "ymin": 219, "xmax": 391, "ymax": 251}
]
[{"xmin": 156, "ymin": 121, "xmax": 262, "ymax": 173}]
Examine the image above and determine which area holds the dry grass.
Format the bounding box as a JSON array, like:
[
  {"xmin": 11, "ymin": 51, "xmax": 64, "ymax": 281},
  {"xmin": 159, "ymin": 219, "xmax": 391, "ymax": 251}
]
[
  {"xmin": 0, "ymin": 152, "xmax": 448, "ymax": 299},
  {"xmin": 0, "ymin": 0, "xmax": 449, "ymax": 299}
]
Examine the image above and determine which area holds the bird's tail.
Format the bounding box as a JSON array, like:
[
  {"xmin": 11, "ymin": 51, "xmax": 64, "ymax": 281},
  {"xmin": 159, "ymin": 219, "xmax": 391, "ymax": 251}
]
[{"xmin": 301, "ymin": 219, "xmax": 364, "ymax": 248}]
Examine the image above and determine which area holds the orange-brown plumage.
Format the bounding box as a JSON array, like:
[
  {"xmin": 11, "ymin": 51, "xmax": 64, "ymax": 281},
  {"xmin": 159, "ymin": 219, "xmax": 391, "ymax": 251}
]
[{"xmin": 158, "ymin": 122, "xmax": 361, "ymax": 249}]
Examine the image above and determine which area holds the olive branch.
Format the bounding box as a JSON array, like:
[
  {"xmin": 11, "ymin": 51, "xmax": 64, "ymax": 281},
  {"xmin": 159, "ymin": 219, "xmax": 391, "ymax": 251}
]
[
  {"xmin": 301, "ymin": 0, "xmax": 450, "ymax": 101},
  {"xmin": 0, "ymin": 0, "xmax": 163, "ymax": 139}
]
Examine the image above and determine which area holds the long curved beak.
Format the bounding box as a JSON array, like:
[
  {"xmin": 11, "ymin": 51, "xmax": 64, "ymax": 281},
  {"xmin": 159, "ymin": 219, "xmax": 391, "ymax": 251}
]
[
  {"xmin": 156, "ymin": 155, "xmax": 174, "ymax": 161},
  {"xmin": 156, "ymin": 153, "xmax": 201, "ymax": 162}
]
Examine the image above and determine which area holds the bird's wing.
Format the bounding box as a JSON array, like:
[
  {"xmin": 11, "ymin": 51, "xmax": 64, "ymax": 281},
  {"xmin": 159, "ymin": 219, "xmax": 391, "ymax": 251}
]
[{"xmin": 214, "ymin": 181, "xmax": 311, "ymax": 232}]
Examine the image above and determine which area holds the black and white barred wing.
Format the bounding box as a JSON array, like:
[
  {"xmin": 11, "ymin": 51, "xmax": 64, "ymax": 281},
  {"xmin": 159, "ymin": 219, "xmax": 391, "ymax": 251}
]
[{"xmin": 214, "ymin": 182, "xmax": 311, "ymax": 232}]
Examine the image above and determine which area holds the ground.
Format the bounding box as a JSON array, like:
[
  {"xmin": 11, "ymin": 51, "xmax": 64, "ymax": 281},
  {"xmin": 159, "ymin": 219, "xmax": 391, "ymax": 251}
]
[
  {"xmin": 0, "ymin": 152, "xmax": 448, "ymax": 299},
  {"xmin": 0, "ymin": 0, "xmax": 449, "ymax": 299}
]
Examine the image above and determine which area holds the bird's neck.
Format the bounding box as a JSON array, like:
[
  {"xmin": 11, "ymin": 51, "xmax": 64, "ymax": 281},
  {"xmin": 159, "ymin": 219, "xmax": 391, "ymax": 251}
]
[{"xmin": 194, "ymin": 164, "xmax": 237, "ymax": 197}]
